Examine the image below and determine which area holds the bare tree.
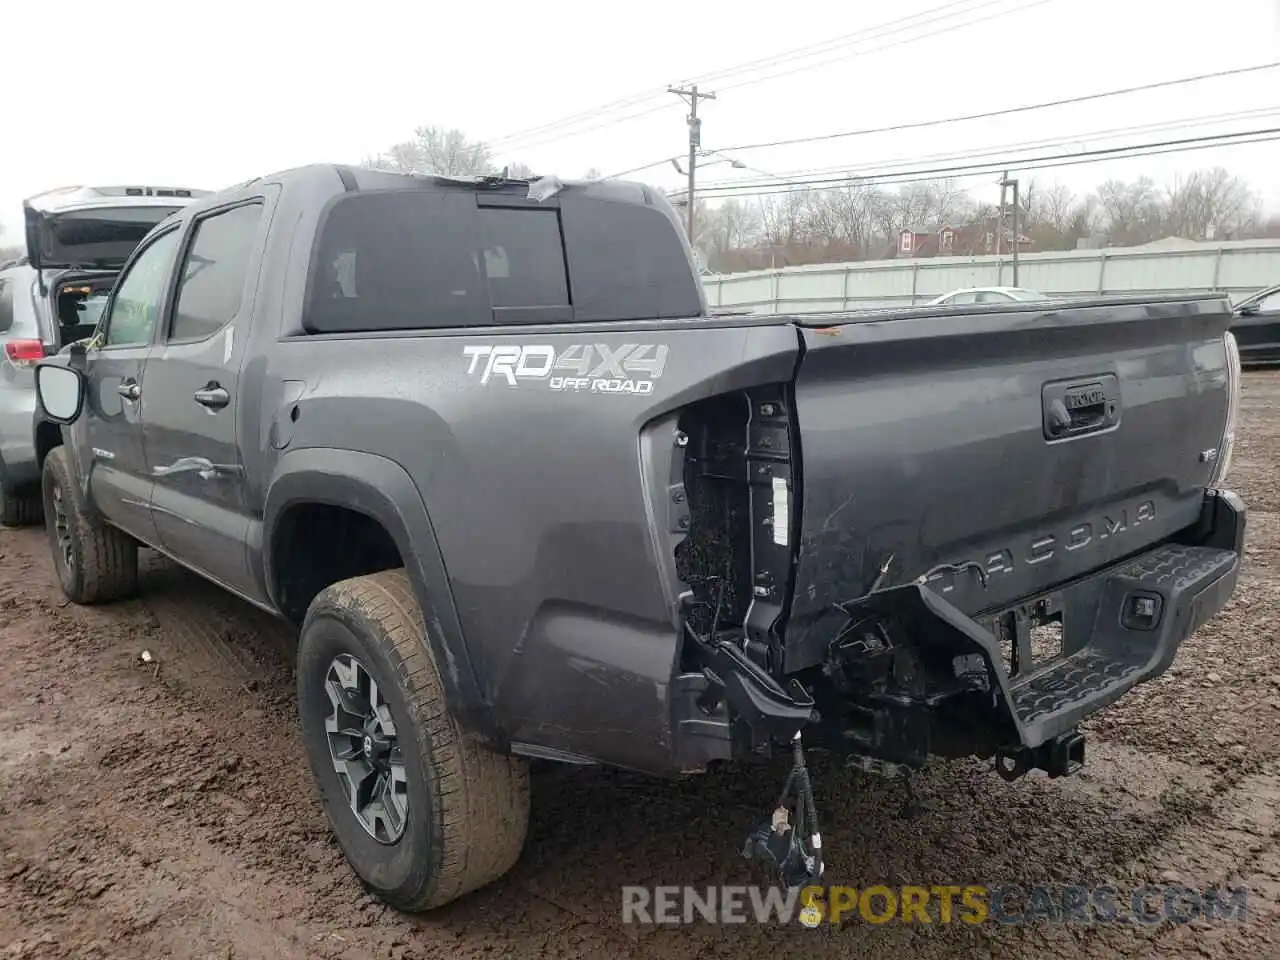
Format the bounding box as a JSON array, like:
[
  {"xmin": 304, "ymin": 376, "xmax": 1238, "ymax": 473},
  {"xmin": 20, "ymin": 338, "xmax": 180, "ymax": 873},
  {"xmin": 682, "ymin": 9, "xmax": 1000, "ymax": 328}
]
[
  {"xmin": 807, "ymin": 185, "xmax": 883, "ymax": 258},
  {"xmin": 1040, "ymin": 182, "xmax": 1078, "ymax": 234},
  {"xmin": 503, "ymin": 161, "xmax": 537, "ymax": 179},
  {"xmin": 758, "ymin": 190, "xmax": 815, "ymax": 253},
  {"xmin": 365, "ymin": 126, "xmax": 494, "ymax": 177},
  {"xmin": 931, "ymin": 179, "xmax": 972, "ymax": 226},
  {"xmin": 1093, "ymin": 177, "xmax": 1164, "ymax": 245},
  {"xmin": 1164, "ymin": 167, "xmax": 1260, "ymax": 240},
  {"xmin": 692, "ymin": 165, "xmax": 1269, "ymax": 268},
  {"xmin": 700, "ymin": 199, "xmax": 763, "ymax": 264}
]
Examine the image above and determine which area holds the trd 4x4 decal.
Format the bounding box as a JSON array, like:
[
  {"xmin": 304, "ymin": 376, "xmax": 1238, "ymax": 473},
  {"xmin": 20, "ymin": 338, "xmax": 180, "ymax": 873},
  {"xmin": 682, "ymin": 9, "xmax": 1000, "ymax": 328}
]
[{"xmin": 462, "ymin": 344, "xmax": 670, "ymax": 395}]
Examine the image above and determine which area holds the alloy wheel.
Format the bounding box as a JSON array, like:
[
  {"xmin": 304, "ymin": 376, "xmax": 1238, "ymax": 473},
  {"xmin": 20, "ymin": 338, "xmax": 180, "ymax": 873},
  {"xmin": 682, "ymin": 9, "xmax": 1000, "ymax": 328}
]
[{"xmin": 322, "ymin": 654, "xmax": 409, "ymax": 843}]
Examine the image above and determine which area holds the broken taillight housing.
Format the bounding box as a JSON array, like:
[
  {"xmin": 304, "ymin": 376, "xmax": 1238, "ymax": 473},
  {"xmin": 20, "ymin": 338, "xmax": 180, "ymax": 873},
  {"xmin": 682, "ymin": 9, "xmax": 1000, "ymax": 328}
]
[
  {"xmin": 1209, "ymin": 331, "xmax": 1240, "ymax": 488},
  {"xmin": 3, "ymin": 339, "xmax": 46, "ymax": 368}
]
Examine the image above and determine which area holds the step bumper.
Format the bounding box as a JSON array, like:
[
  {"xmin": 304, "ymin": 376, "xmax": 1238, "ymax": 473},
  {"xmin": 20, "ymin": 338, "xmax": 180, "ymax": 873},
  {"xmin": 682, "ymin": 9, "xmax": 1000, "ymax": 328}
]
[{"xmin": 988, "ymin": 488, "xmax": 1245, "ymax": 748}]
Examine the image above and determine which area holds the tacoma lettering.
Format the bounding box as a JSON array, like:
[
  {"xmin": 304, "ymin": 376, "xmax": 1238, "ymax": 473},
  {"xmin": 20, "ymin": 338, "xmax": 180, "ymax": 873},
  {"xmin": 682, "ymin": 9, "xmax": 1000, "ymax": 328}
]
[{"xmin": 926, "ymin": 499, "xmax": 1158, "ymax": 592}]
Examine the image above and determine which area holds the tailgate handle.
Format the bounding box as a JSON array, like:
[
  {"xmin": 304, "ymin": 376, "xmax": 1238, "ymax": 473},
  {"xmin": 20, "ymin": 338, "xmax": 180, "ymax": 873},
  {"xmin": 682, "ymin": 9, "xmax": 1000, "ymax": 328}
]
[{"xmin": 1043, "ymin": 375, "xmax": 1120, "ymax": 440}]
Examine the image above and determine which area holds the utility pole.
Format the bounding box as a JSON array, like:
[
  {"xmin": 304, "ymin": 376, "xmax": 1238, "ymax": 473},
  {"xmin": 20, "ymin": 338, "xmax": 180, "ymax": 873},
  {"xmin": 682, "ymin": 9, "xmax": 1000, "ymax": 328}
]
[
  {"xmin": 995, "ymin": 172, "xmax": 1008, "ymax": 259},
  {"xmin": 1000, "ymin": 172, "xmax": 1020, "ymax": 286},
  {"xmin": 668, "ymin": 83, "xmax": 716, "ymax": 242}
]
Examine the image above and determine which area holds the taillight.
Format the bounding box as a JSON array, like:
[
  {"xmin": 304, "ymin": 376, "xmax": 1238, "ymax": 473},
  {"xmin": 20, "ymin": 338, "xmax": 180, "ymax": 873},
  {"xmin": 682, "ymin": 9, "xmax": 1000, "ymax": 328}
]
[
  {"xmin": 1209, "ymin": 331, "xmax": 1241, "ymax": 488},
  {"xmin": 3, "ymin": 339, "xmax": 46, "ymax": 368}
]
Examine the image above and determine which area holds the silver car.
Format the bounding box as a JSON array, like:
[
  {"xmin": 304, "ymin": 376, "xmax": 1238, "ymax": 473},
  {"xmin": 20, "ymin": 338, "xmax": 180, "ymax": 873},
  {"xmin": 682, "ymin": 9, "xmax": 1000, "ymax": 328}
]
[
  {"xmin": 0, "ymin": 185, "xmax": 209, "ymax": 524},
  {"xmin": 927, "ymin": 286, "xmax": 1051, "ymax": 306}
]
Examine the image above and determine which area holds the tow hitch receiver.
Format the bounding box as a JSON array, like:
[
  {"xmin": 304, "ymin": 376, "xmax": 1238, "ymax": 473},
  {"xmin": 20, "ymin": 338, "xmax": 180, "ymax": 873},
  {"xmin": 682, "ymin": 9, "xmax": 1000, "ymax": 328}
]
[{"xmin": 996, "ymin": 730, "xmax": 1086, "ymax": 781}]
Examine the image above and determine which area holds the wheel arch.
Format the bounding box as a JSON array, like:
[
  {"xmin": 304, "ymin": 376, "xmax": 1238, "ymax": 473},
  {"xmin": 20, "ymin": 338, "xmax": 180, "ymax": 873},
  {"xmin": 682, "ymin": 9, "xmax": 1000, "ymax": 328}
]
[
  {"xmin": 263, "ymin": 447, "xmax": 495, "ymax": 740},
  {"xmin": 35, "ymin": 418, "xmax": 63, "ymax": 468}
]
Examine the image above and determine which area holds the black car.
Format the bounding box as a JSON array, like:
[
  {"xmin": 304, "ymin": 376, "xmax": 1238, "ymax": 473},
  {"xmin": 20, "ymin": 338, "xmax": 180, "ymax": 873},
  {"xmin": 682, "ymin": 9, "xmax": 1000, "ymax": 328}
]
[{"xmin": 1231, "ymin": 284, "xmax": 1280, "ymax": 365}]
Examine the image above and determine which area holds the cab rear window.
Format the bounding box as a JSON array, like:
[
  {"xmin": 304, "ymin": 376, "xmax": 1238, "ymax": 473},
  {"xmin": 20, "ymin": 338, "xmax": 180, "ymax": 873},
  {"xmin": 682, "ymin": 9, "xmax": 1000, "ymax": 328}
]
[{"xmin": 303, "ymin": 187, "xmax": 701, "ymax": 334}]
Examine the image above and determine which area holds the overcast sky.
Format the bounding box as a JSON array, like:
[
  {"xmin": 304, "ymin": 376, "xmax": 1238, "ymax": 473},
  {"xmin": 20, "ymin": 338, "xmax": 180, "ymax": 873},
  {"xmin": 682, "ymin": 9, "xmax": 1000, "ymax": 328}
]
[{"xmin": 2, "ymin": 0, "xmax": 1278, "ymax": 244}]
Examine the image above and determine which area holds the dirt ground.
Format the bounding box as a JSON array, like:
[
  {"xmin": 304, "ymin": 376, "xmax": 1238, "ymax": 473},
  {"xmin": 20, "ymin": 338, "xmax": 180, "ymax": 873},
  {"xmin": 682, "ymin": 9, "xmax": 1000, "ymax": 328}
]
[{"xmin": 2, "ymin": 377, "xmax": 1279, "ymax": 960}]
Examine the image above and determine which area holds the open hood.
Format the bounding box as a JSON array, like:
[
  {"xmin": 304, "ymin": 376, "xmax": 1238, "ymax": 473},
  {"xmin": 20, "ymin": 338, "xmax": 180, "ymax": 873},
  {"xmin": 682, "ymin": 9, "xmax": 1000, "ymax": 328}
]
[{"xmin": 23, "ymin": 184, "xmax": 211, "ymax": 273}]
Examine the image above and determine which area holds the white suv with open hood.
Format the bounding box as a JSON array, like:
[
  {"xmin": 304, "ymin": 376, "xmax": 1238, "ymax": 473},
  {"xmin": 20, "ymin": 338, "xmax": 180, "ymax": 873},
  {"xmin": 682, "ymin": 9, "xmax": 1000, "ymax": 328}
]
[{"xmin": 0, "ymin": 184, "xmax": 209, "ymax": 524}]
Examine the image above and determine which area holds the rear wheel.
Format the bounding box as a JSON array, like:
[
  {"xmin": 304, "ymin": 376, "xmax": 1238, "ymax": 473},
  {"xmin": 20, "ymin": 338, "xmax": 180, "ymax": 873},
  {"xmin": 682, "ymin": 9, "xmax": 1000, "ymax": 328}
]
[
  {"xmin": 297, "ymin": 569, "xmax": 529, "ymax": 911},
  {"xmin": 40, "ymin": 447, "xmax": 138, "ymax": 604},
  {"xmin": 0, "ymin": 486, "xmax": 42, "ymax": 527}
]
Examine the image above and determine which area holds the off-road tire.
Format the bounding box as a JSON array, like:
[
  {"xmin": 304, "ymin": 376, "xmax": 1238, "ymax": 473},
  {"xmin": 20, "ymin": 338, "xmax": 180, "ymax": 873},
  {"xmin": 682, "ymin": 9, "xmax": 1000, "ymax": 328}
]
[
  {"xmin": 0, "ymin": 487, "xmax": 42, "ymax": 527},
  {"xmin": 297, "ymin": 569, "xmax": 530, "ymax": 912},
  {"xmin": 40, "ymin": 446, "xmax": 139, "ymax": 604}
]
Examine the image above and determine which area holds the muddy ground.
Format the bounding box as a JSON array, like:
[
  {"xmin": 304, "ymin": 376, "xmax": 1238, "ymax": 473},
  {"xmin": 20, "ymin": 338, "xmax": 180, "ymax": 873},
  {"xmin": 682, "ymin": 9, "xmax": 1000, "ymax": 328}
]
[{"xmin": 2, "ymin": 375, "xmax": 1279, "ymax": 960}]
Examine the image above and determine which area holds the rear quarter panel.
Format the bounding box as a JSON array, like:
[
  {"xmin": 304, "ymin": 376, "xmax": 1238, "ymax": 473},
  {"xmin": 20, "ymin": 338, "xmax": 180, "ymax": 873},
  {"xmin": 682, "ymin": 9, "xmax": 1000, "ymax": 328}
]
[{"xmin": 256, "ymin": 320, "xmax": 797, "ymax": 770}]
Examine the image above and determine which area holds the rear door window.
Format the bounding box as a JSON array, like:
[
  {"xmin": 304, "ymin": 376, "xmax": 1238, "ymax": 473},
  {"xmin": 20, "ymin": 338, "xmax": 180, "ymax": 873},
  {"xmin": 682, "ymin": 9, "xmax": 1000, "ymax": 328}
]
[{"xmin": 170, "ymin": 202, "xmax": 263, "ymax": 342}]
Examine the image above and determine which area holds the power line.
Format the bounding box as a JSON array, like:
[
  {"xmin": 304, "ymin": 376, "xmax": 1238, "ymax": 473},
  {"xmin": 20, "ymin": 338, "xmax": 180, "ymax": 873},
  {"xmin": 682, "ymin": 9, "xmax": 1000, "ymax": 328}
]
[
  {"xmin": 602, "ymin": 106, "xmax": 1280, "ymax": 185},
  {"xmin": 681, "ymin": 0, "xmax": 1001, "ymax": 87},
  {"xmin": 688, "ymin": 129, "xmax": 1280, "ymax": 198},
  {"xmin": 711, "ymin": 0, "xmax": 1053, "ymax": 95},
  {"xmin": 711, "ymin": 61, "xmax": 1280, "ymax": 154},
  {"xmin": 600, "ymin": 148, "xmax": 782, "ymax": 182},
  {"xmin": 705, "ymin": 150, "xmax": 786, "ymax": 181},
  {"xmin": 600, "ymin": 155, "xmax": 683, "ymax": 180},
  {"xmin": 486, "ymin": 0, "xmax": 1052, "ymax": 154},
  {"xmin": 484, "ymin": 91, "xmax": 667, "ymax": 152},
  {"xmin": 485, "ymin": 0, "xmax": 987, "ymax": 151},
  {"xmin": 672, "ymin": 127, "xmax": 1280, "ymax": 200},
  {"xmin": 693, "ymin": 105, "xmax": 1280, "ymax": 189}
]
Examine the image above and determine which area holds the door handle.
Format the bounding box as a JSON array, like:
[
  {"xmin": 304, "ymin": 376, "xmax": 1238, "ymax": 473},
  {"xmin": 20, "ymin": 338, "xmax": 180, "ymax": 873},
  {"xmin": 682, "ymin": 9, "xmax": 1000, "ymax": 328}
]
[
  {"xmin": 117, "ymin": 381, "xmax": 140, "ymax": 401},
  {"xmin": 193, "ymin": 384, "xmax": 230, "ymax": 410}
]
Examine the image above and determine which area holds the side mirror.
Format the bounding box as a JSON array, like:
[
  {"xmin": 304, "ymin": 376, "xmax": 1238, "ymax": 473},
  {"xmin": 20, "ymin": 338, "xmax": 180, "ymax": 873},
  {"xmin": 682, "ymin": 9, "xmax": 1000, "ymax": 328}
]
[
  {"xmin": 1236, "ymin": 304, "xmax": 1259, "ymax": 317},
  {"xmin": 36, "ymin": 363, "xmax": 87, "ymax": 424}
]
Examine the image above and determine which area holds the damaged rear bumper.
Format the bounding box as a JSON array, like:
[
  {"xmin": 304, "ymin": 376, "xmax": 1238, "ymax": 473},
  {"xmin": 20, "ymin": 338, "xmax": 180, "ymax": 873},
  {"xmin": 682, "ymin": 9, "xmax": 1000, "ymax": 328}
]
[{"xmin": 674, "ymin": 489, "xmax": 1245, "ymax": 774}]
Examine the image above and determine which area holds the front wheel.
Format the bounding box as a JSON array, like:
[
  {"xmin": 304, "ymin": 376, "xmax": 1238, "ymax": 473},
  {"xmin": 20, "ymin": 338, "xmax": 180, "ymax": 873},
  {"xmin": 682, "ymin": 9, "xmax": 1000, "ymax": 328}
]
[
  {"xmin": 40, "ymin": 447, "xmax": 138, "ymax": 604},
  {"xmin": 297, "ymin": 569, "xmax": 529, "ymax": 911}
]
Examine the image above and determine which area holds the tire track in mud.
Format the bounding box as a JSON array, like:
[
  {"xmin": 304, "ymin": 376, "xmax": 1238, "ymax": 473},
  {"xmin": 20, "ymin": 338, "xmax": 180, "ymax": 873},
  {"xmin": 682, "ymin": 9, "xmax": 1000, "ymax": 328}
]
[{"xmin": 0, "ymin": 539, "xmax": 1269, "ymax": 960}]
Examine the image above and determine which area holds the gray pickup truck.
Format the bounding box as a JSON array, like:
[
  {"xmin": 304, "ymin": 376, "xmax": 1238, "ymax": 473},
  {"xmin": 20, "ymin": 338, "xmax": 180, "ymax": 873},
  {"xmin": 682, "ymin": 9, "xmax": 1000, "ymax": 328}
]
[{"xmin": 31, "ymin": 163, "xmax": 1245, "ymax": 910}]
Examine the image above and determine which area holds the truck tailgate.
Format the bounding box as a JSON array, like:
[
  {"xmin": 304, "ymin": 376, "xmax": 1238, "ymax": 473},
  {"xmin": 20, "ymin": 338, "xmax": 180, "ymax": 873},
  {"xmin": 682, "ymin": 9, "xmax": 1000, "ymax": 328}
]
[{"xmin": 783, "ymin": 296, "xmax": 1234, "ymax": 672}]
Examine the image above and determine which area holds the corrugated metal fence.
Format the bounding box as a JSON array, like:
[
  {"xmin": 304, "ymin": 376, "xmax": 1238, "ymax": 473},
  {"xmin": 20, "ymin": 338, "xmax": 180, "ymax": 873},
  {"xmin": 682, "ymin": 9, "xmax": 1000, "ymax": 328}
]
[{"xmin": 702, "ymin": 239, "xmax": 1280, "ymax": 313}]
